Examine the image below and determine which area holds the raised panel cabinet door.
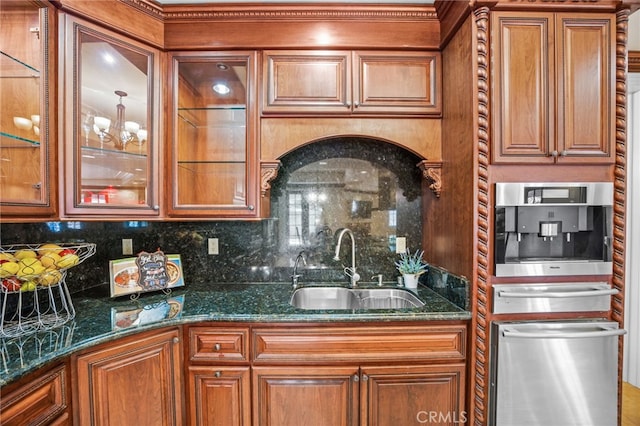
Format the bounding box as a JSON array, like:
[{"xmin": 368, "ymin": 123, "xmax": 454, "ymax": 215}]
[
  {"xmin": 555, "ymin": 13, "xmax": 615, "ymax": 163},
  {"xmin": 187, "ymin": 366, "xmax": 251, "ymax": 426},
  {"xmin": 0, "ymin": 364, "xmax": 69, "ymax": 426},
  {"xmin": 252, "ymin": 365, "xmax": 359, "ymax": 426},
  {"xmin": 353, "ymin": 51, "xmax": 441, "ymax": 114},
  {"xmin": 74, "ymin": 328, "xmax": 183, "ymax": 426},
  {"xmin": 262, "ymin": 50, "xmax": 352, "ymax": 113},
  {"xmin": 360, "ymin": 364, "xmax": 466, "ymax": 426},
  {"xmin": 491, "ymin": 12, "xmax": 555, "ymax": 163}
]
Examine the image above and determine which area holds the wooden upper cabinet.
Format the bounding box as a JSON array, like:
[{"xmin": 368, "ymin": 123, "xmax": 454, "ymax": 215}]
[
  {"xmin": 262, "ymin": 50, "xmax": 441, "ymax": 115},
  {"xmin": 0, "ymin": 3, "xmax": 57, "ymax": 218},
  {"xmin": 60, "ymin": 14, "xmax": 162, "ymax": 217},
  {"xmin": 491, "ymin": 12, "xmax": 615, "ymax": 164},
  {"xmin": 167, "ymin": 52, "xmax": 259, "ymax": 218},
  {"xmin": 263, "ymin": 50, "xmax": 351, "ymax": 113}
]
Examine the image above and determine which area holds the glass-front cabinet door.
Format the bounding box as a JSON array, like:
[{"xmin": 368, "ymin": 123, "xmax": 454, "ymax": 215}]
[
  {"xmin": 168, "ymin": 52, "xmax": 258, "ymax": 217},
  {"xmin": 0, "ymin": 2, "xmax": 56, "ymax": 217},
  {"xmin": 61, "ymin": 15, "xmax": 160, "ymax": 217}
]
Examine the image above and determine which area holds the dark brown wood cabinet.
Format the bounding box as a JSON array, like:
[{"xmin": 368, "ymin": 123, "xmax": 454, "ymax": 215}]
[
  {"xmin": 263, "ymin": 50, "xmax": 441, "ymax": 115},
  {"xmin": 0, "ymin": 2, "xmax": 57, "ymax": 218},
  {"xmin": 360, "ymin": 364, "xmax": 466, "ymax": 426},
  {"xmin": 185, "ymin": 326, "xmax": 251, "ymax": 426},
  {"xmin": 251, "ymin": 324, "xmax": 466, "ymax": 426},
  {"xmin": 253, "ymin": 365, "xmax": 360, "ymax": 426},
  {"xmin": 187, "ymin": 366, "xmax": 251, "ymax": 426},
  {"xmin": 491, "ymin": 12, "xmax": 615, "ymax": 164},
  {"xmin": 73, "ymin": 328, "xmax": 183, "ymax": 426},
  {"xmin": 167, "ymin": 52, "xmax": 259, "ymax": 218},
  {"xmin": 0, "ymin": 363, "xmax": 70, "ymax": 426}
]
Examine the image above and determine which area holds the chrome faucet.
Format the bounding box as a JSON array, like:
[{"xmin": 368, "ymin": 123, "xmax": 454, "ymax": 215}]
[
  {"xmin": 333, "ymin": 228, "xmax": 360, "ymax": 287},
  {"xmin": 291, "ymin": 250, "xmax": 307, "ymax": 288}
]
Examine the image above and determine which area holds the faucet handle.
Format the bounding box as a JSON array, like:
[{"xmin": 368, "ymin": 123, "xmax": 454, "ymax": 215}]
[{"xmin": 371, "ymin": 274, "xmax": 383, "ymax": 286}]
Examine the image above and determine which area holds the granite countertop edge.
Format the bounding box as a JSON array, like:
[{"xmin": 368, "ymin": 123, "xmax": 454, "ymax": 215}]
[{"xmin": 1, "ymin": 282, "xmax": 470, "ymax": 387}]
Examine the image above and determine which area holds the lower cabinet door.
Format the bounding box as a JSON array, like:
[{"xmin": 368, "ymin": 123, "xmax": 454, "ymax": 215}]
[
  {"xmin": 0, "ymin": 364, "xmax": 69, "ymax": 426},
  {"xmin": 252, "ymin": 366, "xmax": 359, "ymax": 426},
  {"xmin": 187, "ymin": 366, "xmax": 251, "ymax": 426},
  {"xmin": 360, "ymin": 364, "xmax": 466, "ymax": 426},
  {"xmin": 74, "ymin": 328, "xmax": 183, "ymax": 426}
]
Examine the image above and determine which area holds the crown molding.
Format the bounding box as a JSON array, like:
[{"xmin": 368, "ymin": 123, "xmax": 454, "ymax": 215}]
[{"xmin": 125, "ymin": 0, "xmax": 437, "ymax": 21}]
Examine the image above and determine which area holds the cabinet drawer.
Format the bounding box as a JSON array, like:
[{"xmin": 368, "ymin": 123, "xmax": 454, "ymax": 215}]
[
  {"xmin": 0, "ymin": 364, "xmax": 68, "ymax": 426},
  {"xmin": 252, "ymin": 324, "xmax": 466, "ymax": 363},
  {"xmin": 189, "ymin": 327, "xmax": 250, "ymax": 362}
]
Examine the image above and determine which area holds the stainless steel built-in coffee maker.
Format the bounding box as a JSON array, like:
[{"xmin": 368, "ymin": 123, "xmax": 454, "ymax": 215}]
[{"xmin": 494, "ymin": 182, "xmax": 613, "ymax": 277}]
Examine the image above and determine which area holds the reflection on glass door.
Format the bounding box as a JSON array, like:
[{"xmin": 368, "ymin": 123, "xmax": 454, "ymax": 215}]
[{"xmin": 63, "ymin": 15, "xmax": 159, "ymax": 215}]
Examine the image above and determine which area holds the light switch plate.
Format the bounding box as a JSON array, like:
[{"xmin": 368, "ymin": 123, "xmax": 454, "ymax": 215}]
[
  {"xmin": 396, "ymin": 237, "xmax": 407, "ymax": 253},
  {"xmin": 122, "ymin": 239, "xmax": 133, "ymax": 255}
]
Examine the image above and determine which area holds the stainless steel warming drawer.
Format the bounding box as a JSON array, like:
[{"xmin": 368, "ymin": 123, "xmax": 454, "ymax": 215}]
[{"xmin": 492, "ymin": 282, "xmax": 618, "ymax": 314}]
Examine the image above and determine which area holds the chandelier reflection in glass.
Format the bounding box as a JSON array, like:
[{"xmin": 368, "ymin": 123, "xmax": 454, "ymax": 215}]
[{"xmin": 91, "ymin": 90, "xmax": 147, "ymax": 150}]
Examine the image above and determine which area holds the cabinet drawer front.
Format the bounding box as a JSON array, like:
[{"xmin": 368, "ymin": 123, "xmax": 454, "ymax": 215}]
[
  {"xmin": 252, "ymin": 325, "xmax": 466, "ymax": 363},
  {"xmin": 189, "ymin": 327, "xmax": 250, "ymax": 362},
  {"xmin": 1, "ymin": 364, "xmax": 68, "ymax": 426}
]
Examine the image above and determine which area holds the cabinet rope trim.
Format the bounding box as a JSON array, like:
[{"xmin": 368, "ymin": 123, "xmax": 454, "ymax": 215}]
[{"xmin": 472, "ymin": 6, "xmax": 491, "ymax": 426}]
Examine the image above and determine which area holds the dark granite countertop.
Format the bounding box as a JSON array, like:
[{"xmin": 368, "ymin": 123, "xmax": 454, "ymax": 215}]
[{"xmin": 0, "ymin": 281, "xmax": 470, "ymax": 387}]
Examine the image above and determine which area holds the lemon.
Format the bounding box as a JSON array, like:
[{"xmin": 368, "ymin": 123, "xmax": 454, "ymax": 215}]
[
  {"xmin": 57, "ymin": 254, "xmax": 79, "ymax": 269},
  {"xmin": 17, "ymin": 258, "xmax": 45, "ymax": 278},
  {"xmin": 0, "ymin": 252, "xmax": 16, "ymax": 262},
  {"xmin": 14, "ymin": 249, "xmax": 37, "ymax": 260},
  {"xmin": 37, "ymin": 243, "xmax": 63, "ymax": 257},
  {"xmin": 0, "ymin": 261, "xmax": 20, "ymax": 277},
  {"xmin": 20, "ymin": 280, "xmax": 37, "ymax": 292},
  {"xmin": 39, "ymin": 269, "xmax": 63, "ymax": 286},
  {"xmin": 40, "ymin": 252, "xmax": 61, "ymax": 269}
]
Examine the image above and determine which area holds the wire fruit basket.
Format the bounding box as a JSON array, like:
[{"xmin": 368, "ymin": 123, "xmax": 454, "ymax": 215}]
[{"xmin": 0, "ymin": 243, "xmax": 96, "ymax": 337}]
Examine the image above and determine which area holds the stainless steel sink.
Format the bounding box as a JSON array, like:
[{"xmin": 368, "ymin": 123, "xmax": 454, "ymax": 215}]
[{"xmin": 290, "ymin": 286, "xmax": 425, "ymax": 310}]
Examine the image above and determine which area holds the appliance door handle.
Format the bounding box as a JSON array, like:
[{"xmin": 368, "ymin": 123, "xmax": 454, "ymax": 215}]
[
  {"xmin": 498, "ymin": 288, "xmax": 619, "ymax": 298},
  {"xmin": 502, "ymin": 327, "xmax": 626, "ymax": 339}
]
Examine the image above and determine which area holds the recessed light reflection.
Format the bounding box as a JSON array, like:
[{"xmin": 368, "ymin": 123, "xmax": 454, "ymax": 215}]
[
  {"xmin": 103, "ymin": 53, "xmax": 115, "ymax": 64},
  {"xmin": 212, "ymin": 83, "xmax": 230, "ymax": 95}
]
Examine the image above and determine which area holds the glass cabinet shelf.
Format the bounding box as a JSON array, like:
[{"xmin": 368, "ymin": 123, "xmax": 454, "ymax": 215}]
[
  {"xmin": 178, "ymin": 106, "xmax": 246, "ymax": 129},
  {"xmin": 0, "ymin": 50, "xmax": 40, "ymax": 78},
  {"xmin": 1, "ymin": 131, "xmax": 40, "ymax": 147}
]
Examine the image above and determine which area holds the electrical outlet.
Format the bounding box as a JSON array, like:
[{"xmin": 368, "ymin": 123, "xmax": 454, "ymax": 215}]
[
  {"xmin": 208, "ymin": 238, "xmax": 219, "ymax": 255},
  {"xmin": 122, "ymin": 239, "xmax": 133, "ymax": 255},
  {"xmin": 395, "ymin": 237, "xmax": 407, "ymax": 254}
]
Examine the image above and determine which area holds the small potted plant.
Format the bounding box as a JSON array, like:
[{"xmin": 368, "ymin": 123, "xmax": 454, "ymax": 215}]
[{"xmin": 395, "ymin": 249, "xmax": 428, "ymax": 289}]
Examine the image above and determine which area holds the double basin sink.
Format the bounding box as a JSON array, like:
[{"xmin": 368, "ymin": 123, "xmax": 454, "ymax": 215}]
[{"xmin": 290, "ymin": 286, "xmax": 425, "ymax": 310}]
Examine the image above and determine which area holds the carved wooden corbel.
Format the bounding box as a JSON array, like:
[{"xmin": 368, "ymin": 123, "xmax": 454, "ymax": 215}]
[
  {"xmin": 260, "ymin": 161, "xmax": 281, "ymax": 197},
  {"xmin": 417, "ymin": 160, "xmax": 442, "ymax": 198}
]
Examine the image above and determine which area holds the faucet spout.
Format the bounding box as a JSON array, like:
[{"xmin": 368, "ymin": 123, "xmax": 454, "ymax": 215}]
[
  {"xmin": 291, "ymin": 250, "xmax": 307, "ymax": 288},
  {"xmin": 333, "ymin": 228, "xmax": 360, "ymax": 287}
]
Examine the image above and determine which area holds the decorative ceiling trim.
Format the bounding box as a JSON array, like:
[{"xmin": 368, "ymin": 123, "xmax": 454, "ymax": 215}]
[{"xmin": 126, "ymin": 0, "xmax": 437, "ymax": 21}]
